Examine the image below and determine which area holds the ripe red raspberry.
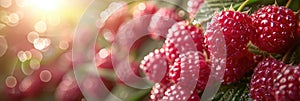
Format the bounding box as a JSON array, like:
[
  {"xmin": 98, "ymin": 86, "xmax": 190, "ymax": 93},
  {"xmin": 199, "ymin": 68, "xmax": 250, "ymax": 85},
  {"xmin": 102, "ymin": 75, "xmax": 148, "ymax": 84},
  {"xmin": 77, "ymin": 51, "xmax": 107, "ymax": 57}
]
[
  {"xmin": 162, "ymin": 51, "xmax": 205, "ymax": 101},
  {"xmin": 250, "ymin": 58, "xmax": 284, "ymax": 101},
  {"xmin": 163, "ymin": 84, "xmax": 200, "ymax": 101},
  {"xmin": 169, "ymin": 51, "xmax": 210, "ymax": 91},
  {"xmin": 187, "ymin": 0, "xmax": 204, "ymax": 19},
  {"xmin": 140, "ymin": 48, "xmax": 169, "ymax": 84},
  {"xmin": 165, "ymin": 21, "xmax": 208, "ymax": 63},
  {"xmin": 149, "ymin": 83, "xmax": 170, "ymax": 101},
  {"xmin": 272, "ymin": 65, "xmax": 300, "ymax": 100},
  {"xmin": 55, "ymin": 73, "xmax": 83, "ymax": 101},
  {"xmin": 205, "ymin": 10, "xmax": 255, "ymax": 84},
  {"xmin": 133, "ymin": 2, "xmax": 157, "ymax": 17},
  {"xmin": 98, "ymin": 1, "xmax": 130, "ymax": 41},
  {"xmin": 250, "ymin": 5, "xmax": 297, "ymax": 54},
  {"xmin": 149, "ymin": 8, "xmax": 184, "ymax": 39}
]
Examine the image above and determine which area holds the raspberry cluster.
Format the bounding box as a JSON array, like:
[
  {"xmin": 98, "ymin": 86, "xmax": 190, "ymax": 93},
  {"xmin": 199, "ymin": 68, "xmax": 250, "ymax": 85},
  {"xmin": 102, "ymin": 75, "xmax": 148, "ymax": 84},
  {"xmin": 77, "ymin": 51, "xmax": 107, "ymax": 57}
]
[{"xmin": 139, "ymin": 3, "xmax": 299, "ymax": 101}]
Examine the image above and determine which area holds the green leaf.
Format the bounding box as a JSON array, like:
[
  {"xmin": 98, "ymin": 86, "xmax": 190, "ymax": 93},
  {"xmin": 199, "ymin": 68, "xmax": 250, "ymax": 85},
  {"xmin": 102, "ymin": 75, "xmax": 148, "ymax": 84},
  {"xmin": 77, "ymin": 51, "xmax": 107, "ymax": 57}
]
[
  {"xmin": 211, "ymin": 78, "xmax": 251, "ymax": 101},
  {"xmin": 109, "ymin": 84, "xmax": 151, "ymax": 101},
  {"xmin": 194, "ymin": 0, "xmax": 245, "ymax": 29}
]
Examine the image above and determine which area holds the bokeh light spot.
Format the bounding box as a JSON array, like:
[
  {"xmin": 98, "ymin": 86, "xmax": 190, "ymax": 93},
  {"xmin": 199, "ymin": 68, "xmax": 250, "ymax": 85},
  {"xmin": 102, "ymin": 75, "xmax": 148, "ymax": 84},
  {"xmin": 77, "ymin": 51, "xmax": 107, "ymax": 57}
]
[
  {"xmin": 5, "ymin": 75, "xmax": 17, "ymax": 88},
  {"xmin": 17, "ymin": 51, "xmax": 27, "ymax": 62},
  {"xmin": 34, "ymin": 21, "xmax": 47, "ymax": 33},
  {"xmin": 29, "ymin": 59, "xmax": 40, "ymax": 70},
  {"xmin": 40, "ymin": 70, "xmax": 52, "ymax": 82},
  {"xmin": 21, "ymin": 63, "xmax": 33, "ymax": 75},
  {"xmin": 30, "ymin": 49, "xmax": 43, "ymax": 61},
  {"xmin": 59, "ymin": 40, "xmax": 69, "ymax": 50},
  {"xmin": 27, "ymin": 31, "xmax": 39, "ymax": 43},
  {"xmin": 19, "ymin": 77, "xmax": 33, "ymax": 92},
  {"xmin": 0, "ymin": 0, "xmax": 12, "ymax": 8},
  {"xmin": 8, "ymin": 13, "xmax": 19, "ymax": 24},
  {"xmin": 33, "ymin": 38, "xmax": 51, "ymax": 50}
]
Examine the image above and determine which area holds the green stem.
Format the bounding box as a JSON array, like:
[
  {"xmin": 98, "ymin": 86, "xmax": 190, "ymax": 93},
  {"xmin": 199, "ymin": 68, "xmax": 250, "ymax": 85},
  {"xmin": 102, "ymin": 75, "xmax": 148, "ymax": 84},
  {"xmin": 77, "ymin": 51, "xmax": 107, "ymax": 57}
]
[
  {"xmin": 285, "ymin": 0, "xmax": 293, "ymax": 8},
  {"xmin": 237, "ymin": 0, "xmax": 251, "ymax": 12}
]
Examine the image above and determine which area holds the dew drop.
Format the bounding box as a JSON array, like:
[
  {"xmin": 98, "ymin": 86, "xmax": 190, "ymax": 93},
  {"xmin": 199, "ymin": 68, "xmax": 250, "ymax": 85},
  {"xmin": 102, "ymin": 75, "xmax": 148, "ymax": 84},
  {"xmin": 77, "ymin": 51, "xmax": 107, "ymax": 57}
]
[
  {"xmin": 40, "ymin": 70, "xmax": 52, "ymax": 82},
  {"xmin": 34, "ymin": 21, "xmax": 47, "ymax": 33},
  {"xmin": 0, "ymin": 36, "xmax": 8, "ymax": 57},
  {"xmin": 5, "ymin": 75, "xmax": 17, "ymax": 88}
]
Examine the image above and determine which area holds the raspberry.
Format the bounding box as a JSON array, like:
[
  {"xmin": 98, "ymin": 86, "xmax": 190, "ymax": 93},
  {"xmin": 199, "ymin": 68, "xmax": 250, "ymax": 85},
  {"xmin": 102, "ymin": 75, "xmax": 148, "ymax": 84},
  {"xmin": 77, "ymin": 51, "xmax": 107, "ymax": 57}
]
[
  {"xmin": 55, "ymin": 73, "xmax": 83, "ymax": 101},
  {"xmin": 165, "ymin": 21, "xmax": 208, "ymax": 63},
  {"xmin": 205, "ymin": 10, "xmax": 255, "ymax": 84},
  {"xmin": 163, "ymin": 84, "xmax": 200, "ymax": 101},
  {"xmin": 98, "ymin": 1, "xmax": 130, "ymax": 41},
  {"xmin": 187, "ymin": 0, "xmax": 204, "ymax": 19},
  {"xmin": 250, "ymin": 5, "xmax": 297, "ymax": 54},
  {"xmin": 272, "ymin": 65, "xmax": 300, "ymax": 100},
  {"xmin": 149, "ymin": 83, "xmax": 170, "ymax": 101},
  {"xmin": 133, "ymin": 2, "xmax": 157, "ymax": 17},
  {"xmin": 250, "ymin": 58, "xmax": 284, "ymax": 101},
  {"xmin": 169, "ymin": 51, "xmax": 210, "ymax": 91},
  {"xmin": 149, "ymin": 8, "xmax": 184, "ymax": 39},
  {"xmin": 162, "ymin": 51, "xmax": 205, "ymax": 101},
  {"xmin": 140, "ymin": 48, "xmax": 169, "ymax": 84}
]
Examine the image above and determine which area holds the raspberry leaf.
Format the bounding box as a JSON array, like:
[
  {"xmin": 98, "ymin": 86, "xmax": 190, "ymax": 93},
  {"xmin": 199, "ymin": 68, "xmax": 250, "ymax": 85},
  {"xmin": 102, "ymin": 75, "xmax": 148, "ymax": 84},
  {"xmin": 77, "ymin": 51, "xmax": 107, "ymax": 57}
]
[
  {"xmin": 194, "ymin": 0, "xmax": 245, "ymax": 28},
  {"xmin": 211, "ymin": 78, "xmax": 251, "ymax": 101}
]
